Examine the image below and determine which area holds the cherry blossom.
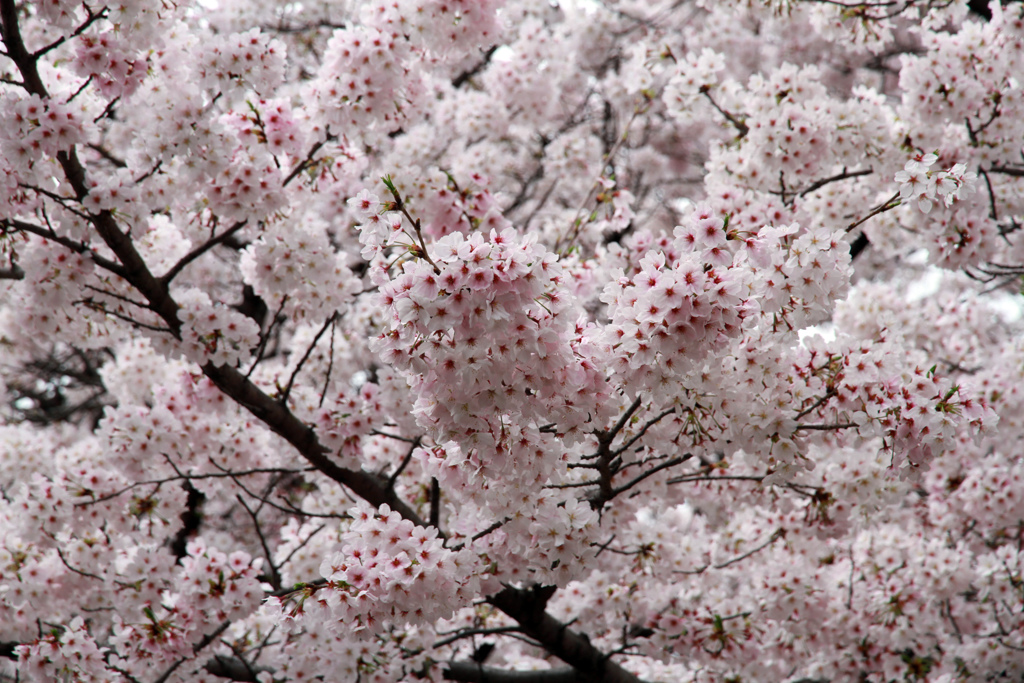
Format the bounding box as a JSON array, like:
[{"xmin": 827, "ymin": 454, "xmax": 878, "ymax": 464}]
[{"xmin": 2, "ymin": 1, "xmax": 1024, "ymax": 682}]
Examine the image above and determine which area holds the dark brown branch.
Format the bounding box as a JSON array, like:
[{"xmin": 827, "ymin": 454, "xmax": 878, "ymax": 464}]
[
  {"xmin": 201, "ymin": 363, "xmax": 430, "ymax": 526},
  {"xmin": 794, "ymin": 388, "xmax": 837, "ymax": 420},
  {"xmin": 700, "ymin": 87, "xmax": 748, "ymax": 139},
  {"xmin": 282, "ymin": 134, "xmax": 334, "ymax": 187},
  {"xmin": 0, "ymin": 263, "xmax": 24, "ymax": 280},
  {"xmin": 33, "ymin": 5, "xmax": 107, "ymax": 58},
  {"xmin": 445, "ymin": 663, "xmax": 585, "ymax": 683},
  {"xmin": 430, "ymin": 477, "xmax": 441, "ymax": 528},
  {"xmin": 204, "ymin": 654, "xmax": 270, "ymax": 682},
  {"xmin": 798, "ymin": 168, "xmax": 873, "ymax": 198},
  {"xmin": 245, "ymin": 295, "xmax": 288, "ymax": 379},
  {"xmin": 612, "ymin": 409, "xmax": 675, "ymax": 457},
  {"xmin": 845, "ymin": 191, "xmax": 900, "ymax": 233},
  {"xmin": 77, "ymin": 299, "xmax": 173, "ymax": 333},
  {"xmin": 86, "ymin": 143, "xmax": 127, "ymax": 168},
  {"xmin": 794, "ymin": 422, "xmax": 857, "ymax": 431},
  {"xmin": 607, "ymin": 455, "xmax": 690, "ymax": 500},
  {"xmin": 1, "ymin": 217, "xmax": 127, "ymax": 277},
  {"xmin": 160, "ymin": 220, "xmax": 248, "ymax": 285},
  {"xmin": 434, "ymin": 626, "xmax": 522, "ymax": 649},
  {"xmin": 452, "ymin": 45, "xmax": 498, "ymax": 88},
  {"xmin": 278, "ymin": 312, "xmax": 337, "ymax": 405},
  {"xmin": 849, "ymin": 232, "xmax": 869, "ymax": 260},
  {"xmin": 487, "ymin": 585, "xmax": 643, "ymax": 683},
  {"xmin": 388, "ymin": 437, "xmax": 422, "ymax": 490},
  {"xmin": 235, "ymin": 494, "xmax": 282, "ymax": 590},
  {"xmin": 168, "ymin": 482, "xmax": 205, "ymax": 561},
  {"xmin": 988, "ymin": 165, "xmax": 1024, "ymax": 178}
]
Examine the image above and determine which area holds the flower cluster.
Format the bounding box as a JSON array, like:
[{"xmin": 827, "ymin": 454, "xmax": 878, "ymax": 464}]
[
  {"xmin": 310, "ymin": 26, "xmax": 411, "ymax": 137},
  {"xmin": 6, "ymin": 239, "xmax": 117, "ymax": 349},
  {"xmin": 196, "ymin": 28, "xmax": 286, "ymax": 97},
  {"xmin": 152, "ymin": 288, "xmax": 260, "ymax": 367},
  {"xmin": 879, "ymin": 366, "xmax": 991, "ymax": 474},
  {"xmin": 82, "ymin": 167, "xmax": 142, "ymax": 217},
  {"xmin": 205, "ymin": 147, "xmax": 286, "ymax": 222},
  {"xmin": 316, "ymin": 502, "xmax": 470, "ymax": 630},
  {"xmin": 313, "ymin": 383, "xmax": 384, "ymax": 468},
  {"xmin": 894, "ymin": 154, "xmax": 977, "ymax": 214},
  {"xmin": 16, "ymin": 617, "xmax": 107, "ymax": 683},
  {"xmin": 240, "ymin": 218, "xmax": 362, "ymax": 321},
  {"xmin": 103, "ymin": 543, "xmax": 264, "ymax": 679},
  {"xmin": 600, "ymin": 205, "xmax": 757, "ymax": 394},
  {"xmin": 363, "ymin": 0, "xmax": 505, "ymax": 57},
  {"xmin": 663, "ymin": 48, "xmax": 726, "ymax": 118},
  {"xmin": 419, "ymin": 181, "xmax": 511, "ymax": 241},
  {"xmin": 0, "ymin": 93, "xmax": 83, "ymax": 166},
  {"xmin": 73, "ymin": 30, "xmax": 149, "ymax": 99},
  {"xmin": 356, "ymin": 190, "xmax": 604, "ymax": 439},
  {"xmin": 229, "ymin": 98, "xmax": 308, "ymax": 158}
]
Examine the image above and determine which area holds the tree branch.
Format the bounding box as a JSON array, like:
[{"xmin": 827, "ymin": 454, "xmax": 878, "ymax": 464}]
[
  {"xmin": 445, "ymin": 663, "xmax": 585, "ymax": 683},
  {"xmin": 452, "ymin": 45, "xmax": 498, "ymax": 88},
  {"xmin": 487, "ymin": 585, "xmax": 643, "ymax": 683},
  {"xmin": 160, "ymin": 220, "xmax": 248, "ymax": 285}
]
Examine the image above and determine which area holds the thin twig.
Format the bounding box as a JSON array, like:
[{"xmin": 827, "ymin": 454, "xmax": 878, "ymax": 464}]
[
  {"xmin": 607, "ymin": 455, "xmax": 690, "ymax": 499},
  {"xmin": 235, "ymin": 494, "xmax": 282, "ymax": 591},
  {"xmin": 245, "ymin": 295, "xmax": 289, "ymax": 380},
  {"xmin": 794, "ymin": 388, "xmax": 837, "ymax": 420},
  {"xmin": 434, "ymin": 626, "xmax": 522, "ymax": 649},
  {"xmin": 278, "ymin": 313, "xmax": 337, "ymax": 405},
  {"xmin": 707, "ymin": 529, "xmax": 785, "ymax": 572},
  {"xmin": 794, "ymin": 422, "xmax": 857, "ymax": 432},
  {"xmin": 846, "ymin": 192, "xmax": 900, "ymax": 233},
  {"xmin": 387, "ymin": 438, "xmax": 422, "ymax": 490},
  {"xmin": 797, "ymin": 168, "xmax": 873, "ymax": 199}
]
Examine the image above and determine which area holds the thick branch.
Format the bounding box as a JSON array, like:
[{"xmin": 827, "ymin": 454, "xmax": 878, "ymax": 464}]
[
  {"xmin": 487, "ymin": 586, "xmax": 643, "ymax": 683},
  {"xmin": 452, "ymin": 45, "xmax": 498, "ymax": 88},
  {"xmin": 201, "ymin": 363, "xmax": 428, "ymax": 526},
  {"xmin": 1, "ymin": 217, "xmax": 127, "ymax": 277},
  {"xmin": 203, "ymin": 654, "xmax": 270, "ymax": 682},
  {"xmin": 2, "ymin": 0, "xmax": 429, "ymax": 531},
  {"xmin": 988, "ymin": 165, "xmax": 1024, "ymax": 178},
  {"xmin": 445, "ymin": 663, "xmax": 584, "ymax": 683},
  {"xmin": 0, "ymin": 263, "xmax": 24, "ymax": 280},
  {"xmin": 2, "ymin": 0, "xmax": 181, "ymax": 331}
]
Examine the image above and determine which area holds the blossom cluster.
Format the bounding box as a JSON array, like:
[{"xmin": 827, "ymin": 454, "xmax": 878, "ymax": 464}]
[
  {"xmin": 3, "ymin": 1, "xmax": 1024, "ymax": 682},
  {"xmin": 894, "ymin": 153, "xmax": 977, "ymax": 214},
  {"xmin": 205, "ymin": 147, "xmax": 286, "ymax": 223},
  {"xmin": 310, "ymin": 26, "xmax": 411, "ymax": 138},
  {"xmin": 0, "ymin": 93, "xmax": 83, "ymax": 168},
  {"xmin": 240, "ymin": 218, "xmax": 362, "ymax": 321},
  {"xmin": 195, "ymin": 28, "xmax": 286, "ymax": 97},
  {"xmin": 73, "ymin": 30, "xmax": 149, "ymax": 99},
  {"xmin": 600, "ymin": 205, "xmax": 756, "ymax": 395},
  {"xmin": 151, "ymin": 288, "xmax": 261, "ymax": 367},
  {"xmin": 226, "ymin": 98, "xmax": 307, "ymax": 158},
  {"xmin": 663, "ymin": 48, "xmax": 726, "ymax": 117},
  {"xmin": 355, "ymin": 189, "xmax": 606, "ymax": 440},
  {"xmin": 364, "ymin": 0, "xmax": 505, "ymax": 57},
  {"xmin": 315, "ymin": 502, "xmax": 471, "ymax": 630}
]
